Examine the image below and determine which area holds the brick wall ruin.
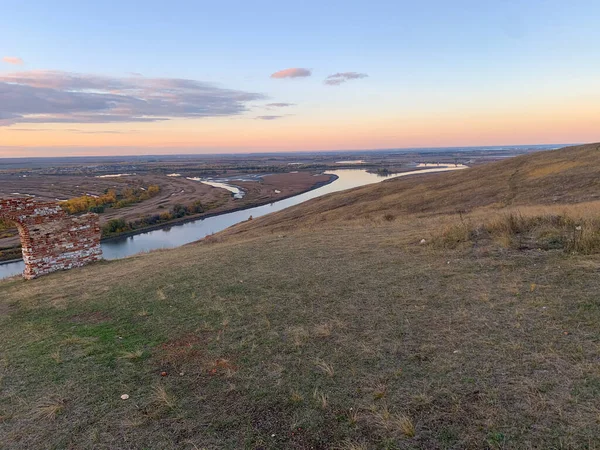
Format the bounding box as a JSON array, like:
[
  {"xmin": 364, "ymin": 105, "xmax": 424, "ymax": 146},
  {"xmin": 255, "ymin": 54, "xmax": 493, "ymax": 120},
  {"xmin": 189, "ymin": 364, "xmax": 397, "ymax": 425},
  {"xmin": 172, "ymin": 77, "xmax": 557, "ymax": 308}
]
[{"xmin": 0, "ymin": 198, "xmax": 103, "ymax": 279}]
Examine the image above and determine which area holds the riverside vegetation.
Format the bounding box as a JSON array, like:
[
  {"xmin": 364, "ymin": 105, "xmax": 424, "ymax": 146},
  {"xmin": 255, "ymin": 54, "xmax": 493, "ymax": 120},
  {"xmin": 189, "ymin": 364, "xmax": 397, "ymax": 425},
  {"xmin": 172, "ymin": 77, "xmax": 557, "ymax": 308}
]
[{"xmin": 1, "ymin": 144, "xmax": 600, "ymax": 449}]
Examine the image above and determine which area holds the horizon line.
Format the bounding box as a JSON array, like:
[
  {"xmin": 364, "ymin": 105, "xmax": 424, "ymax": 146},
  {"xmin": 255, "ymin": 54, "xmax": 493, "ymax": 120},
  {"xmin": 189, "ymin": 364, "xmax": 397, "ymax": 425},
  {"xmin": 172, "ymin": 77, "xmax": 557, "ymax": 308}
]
[{"xmin": 0, "ymin": 143, "xmax": 576, "ymax": 161}]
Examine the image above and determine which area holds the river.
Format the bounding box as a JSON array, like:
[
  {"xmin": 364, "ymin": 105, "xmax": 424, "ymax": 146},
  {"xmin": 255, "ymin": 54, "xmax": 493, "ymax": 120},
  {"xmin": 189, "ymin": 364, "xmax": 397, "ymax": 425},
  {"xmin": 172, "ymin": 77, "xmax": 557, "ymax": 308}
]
[{"xmin": 0, "ymin": 165, "xmax": 466, "ymax": 280}]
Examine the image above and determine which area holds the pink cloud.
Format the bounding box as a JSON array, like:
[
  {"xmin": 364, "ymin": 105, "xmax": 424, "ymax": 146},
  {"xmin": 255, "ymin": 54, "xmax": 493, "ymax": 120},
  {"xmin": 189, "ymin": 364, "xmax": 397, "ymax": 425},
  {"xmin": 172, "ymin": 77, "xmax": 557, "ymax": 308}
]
[
  {"xmin": 270, "ymin": 68, "xmax": 311, "ymax": 79},
  {"xmin": 2, "ymin": 56, "xmax": 24, "ymax": 65}
]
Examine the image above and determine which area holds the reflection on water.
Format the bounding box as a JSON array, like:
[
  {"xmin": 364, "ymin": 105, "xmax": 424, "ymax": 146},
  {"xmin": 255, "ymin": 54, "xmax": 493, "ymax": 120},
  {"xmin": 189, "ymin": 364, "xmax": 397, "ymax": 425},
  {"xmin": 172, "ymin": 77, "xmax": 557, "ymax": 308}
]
[
  {"xmin": 0, "ymin": 166, "xmax": 466, "ymax": 280},
  {"xmin": 336, "ymin": 160, "xmax": 365, "ymax": 164},
  {"xmin": 187, "ymin": 178, "xmax": 245, "ymax": 199}
]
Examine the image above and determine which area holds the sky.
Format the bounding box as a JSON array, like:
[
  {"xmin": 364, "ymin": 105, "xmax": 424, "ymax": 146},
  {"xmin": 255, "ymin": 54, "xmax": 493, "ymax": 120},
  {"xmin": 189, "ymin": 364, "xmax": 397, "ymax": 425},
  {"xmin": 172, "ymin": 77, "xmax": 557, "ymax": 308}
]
[{"xmin": 1, "ymin": 0, "xmax": 600, "ymax": 157}]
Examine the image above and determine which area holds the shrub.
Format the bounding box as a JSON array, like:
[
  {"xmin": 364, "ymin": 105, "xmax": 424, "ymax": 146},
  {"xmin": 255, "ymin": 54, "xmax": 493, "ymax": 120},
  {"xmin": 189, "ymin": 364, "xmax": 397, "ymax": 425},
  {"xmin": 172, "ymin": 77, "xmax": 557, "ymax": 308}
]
[
  {"xmin": 102, "ymin": 218, "xmax": 129, "ymax": 235},
  {"xmin": 170, "ymin": 204, "xmax": 188, "ymax": 218}
]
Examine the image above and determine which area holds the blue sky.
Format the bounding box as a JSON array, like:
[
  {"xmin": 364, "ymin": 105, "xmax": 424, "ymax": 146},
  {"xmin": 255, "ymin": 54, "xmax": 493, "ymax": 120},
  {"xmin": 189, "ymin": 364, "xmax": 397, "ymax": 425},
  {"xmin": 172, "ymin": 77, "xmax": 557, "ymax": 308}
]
[{"xmin": 1, "ymin": 0, "xmax": 599, "ymax": 155}]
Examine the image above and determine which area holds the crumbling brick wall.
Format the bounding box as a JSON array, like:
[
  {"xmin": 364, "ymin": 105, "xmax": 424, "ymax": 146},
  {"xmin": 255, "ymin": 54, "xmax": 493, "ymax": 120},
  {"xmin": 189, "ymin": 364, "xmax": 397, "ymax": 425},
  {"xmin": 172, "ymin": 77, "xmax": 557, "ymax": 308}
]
[{"xmin": 0, "ymin": 198, "xmax": 103, "ymax": 279}]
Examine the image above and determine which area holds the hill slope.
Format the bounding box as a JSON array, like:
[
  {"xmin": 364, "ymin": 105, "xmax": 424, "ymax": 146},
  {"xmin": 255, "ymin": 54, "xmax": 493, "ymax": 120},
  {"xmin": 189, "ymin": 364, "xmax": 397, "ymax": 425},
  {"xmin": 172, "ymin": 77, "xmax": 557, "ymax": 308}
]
[
  {"xmin": 1, "ymin": 144, "xmax": 600, "ymax": 449},
  {"xmin": 223, "ymin": 143, "xmax": 600, "ymax": 237}
]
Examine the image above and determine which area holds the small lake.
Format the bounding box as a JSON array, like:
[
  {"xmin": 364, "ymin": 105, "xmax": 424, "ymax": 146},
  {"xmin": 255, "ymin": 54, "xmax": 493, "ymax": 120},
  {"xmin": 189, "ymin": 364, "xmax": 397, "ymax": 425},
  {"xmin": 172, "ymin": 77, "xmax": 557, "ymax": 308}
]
[{"xmin": 0, "ymin": 165, "xmax": 465, "ymax": 280}]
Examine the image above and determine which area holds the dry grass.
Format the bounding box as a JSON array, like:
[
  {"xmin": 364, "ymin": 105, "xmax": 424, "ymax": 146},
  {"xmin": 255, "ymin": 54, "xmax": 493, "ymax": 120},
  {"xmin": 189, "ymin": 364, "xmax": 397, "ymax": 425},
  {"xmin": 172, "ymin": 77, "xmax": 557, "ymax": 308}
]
[
  {"xmin": 346, "ymin": 407, "xmax": 360, "ymax": 426},
  {"xmin": 372, "ymin": 383, "xmax": 387, "ymax": 400},
  {"xmin": 393, "ymin": 414, "xmax": 416, "ymax": 438},
  {"xmin": 151, "ymin": 385, "xmax": 176, "ymax": 410},
  {"xmin": 432, "ymin": 207, "xmax": 600, "ymax": 254},
  {"xmin": 526, "ymin": 160, "xmax": 582, "ymax": 179},
  {"xmin": 32, "ymin": 397, "xmax": 66, "ymax": 421},
  {"xmin": 313, "ymin": 388, "xmax": 328, "ymax": 409},
  {"xmin": 313, "ymin": 322, "xmax": 334, "ymax": 337},
  {"xmin": 290, "ymin": 391, "xmax": 303, "ymax": 404},
  {"xmin": 334, "ymin": 440, "xmax": 368, "ymax": 450},
  {"xmin": 119, "ymin": 349, "xmax": 144, "ymax": 360},
  {"xmin": 287, "ymin": 325, "xmax": 309, "ymax": 349},
  {"xmin": 50, "ymin": 350, "xmax": 62, "ymax": 364},
  {"xmin": 315, "ymin": 359, "xmax": 335, "ymax": 377},
  {"xmin": 371, "ymin": 406, "xmax": 415, "ymax": 438}
]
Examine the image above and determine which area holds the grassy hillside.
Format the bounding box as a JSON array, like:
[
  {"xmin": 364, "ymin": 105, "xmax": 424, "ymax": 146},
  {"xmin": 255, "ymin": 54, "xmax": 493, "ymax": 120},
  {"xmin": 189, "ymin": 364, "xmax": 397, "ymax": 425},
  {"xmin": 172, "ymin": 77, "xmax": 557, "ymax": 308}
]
[
  {"xmin": 1, "ymin": 144, "xmax": 600, "ymax": 449},
  {"xmin": 223, "ymin": 143, "xmax": 600, "ymax": 237}
]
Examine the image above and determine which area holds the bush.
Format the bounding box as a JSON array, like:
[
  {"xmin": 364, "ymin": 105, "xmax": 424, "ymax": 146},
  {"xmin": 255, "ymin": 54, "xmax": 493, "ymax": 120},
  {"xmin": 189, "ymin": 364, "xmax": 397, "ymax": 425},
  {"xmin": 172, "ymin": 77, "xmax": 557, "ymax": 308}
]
[
  {"xmin": 171, "ymin": 204, "xmax": 188, "ymax": 218},
  {"xmin": 88, "ymin": 205, "xmax": 105, "ymax": 214},
  {"xmin": 102, "ymin": 218, "xmax": 129, "ymax": 235}
]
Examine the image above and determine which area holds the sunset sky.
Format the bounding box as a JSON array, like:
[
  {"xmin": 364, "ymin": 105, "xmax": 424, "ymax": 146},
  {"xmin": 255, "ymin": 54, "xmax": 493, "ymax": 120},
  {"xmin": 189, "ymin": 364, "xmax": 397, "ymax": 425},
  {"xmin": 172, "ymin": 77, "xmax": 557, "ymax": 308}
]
[{"xmin": 1, "ymin": 0, "xmax": 599, "ymax": 157}]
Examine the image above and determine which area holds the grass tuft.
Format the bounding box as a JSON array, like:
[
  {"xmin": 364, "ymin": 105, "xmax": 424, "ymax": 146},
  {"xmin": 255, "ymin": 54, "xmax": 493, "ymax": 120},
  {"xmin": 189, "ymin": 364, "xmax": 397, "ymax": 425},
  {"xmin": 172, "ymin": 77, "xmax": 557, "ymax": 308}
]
[
  {"xmin": 371, "ymin": 406, "xmax": 415, "ymax": 438},
  {"xmin": 313, "ymin": 322, "xmax": 334, "ymax": 338},
  {"xmin": 346, "ymin": 407, "xmax": 360, "ymax": 426},
  {"xmin": 313, "ymin": 388, "xmax": 328, "ymax": 409},
  {"xmin": 290, "ymin": 391, "xmax": 303, "ymax": 404},
  {"xmin": 334, "ymin": 440, "xmax": 368, "ymax": 450},
  {"xmin": 119, "ymin": 349, "xmax": 145, "ymax": 360},
  {"xmin": 151, "ymin": 385, "xmax": 176, "ymax": 409},
  {"xmin": 32, "ymin": 397, "xmax": 66, "ymax": 421},
  {"xmin": 50, "ymin": 350, "xmax": 62, "ymax": 364},
  {"xmin": 392, "ymin": 414, "xmax": 416, "ymax": 438},
  {"xmin": 315, "ymin": 359, "xmax": 335, "ymax": 377}
]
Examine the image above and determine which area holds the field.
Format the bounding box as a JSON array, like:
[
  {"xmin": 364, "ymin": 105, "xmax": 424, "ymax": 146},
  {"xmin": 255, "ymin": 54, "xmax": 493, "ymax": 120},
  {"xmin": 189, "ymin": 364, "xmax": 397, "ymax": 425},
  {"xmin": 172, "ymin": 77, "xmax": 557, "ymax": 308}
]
[{"xmin": 1, "ymin": 144, "xmax": 598, "ymax": 449}]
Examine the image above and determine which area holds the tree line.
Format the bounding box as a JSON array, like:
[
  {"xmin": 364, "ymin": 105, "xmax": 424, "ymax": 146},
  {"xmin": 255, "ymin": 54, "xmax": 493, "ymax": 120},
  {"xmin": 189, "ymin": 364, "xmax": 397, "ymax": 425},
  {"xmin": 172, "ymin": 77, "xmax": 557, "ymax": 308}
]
[
  {"xmin": 61, "ymin": 185, "xmax": 161, "ymax": 214},
  {"xmin": 102, "ymin": 200, "xmax": 205, "ymax": 237}
]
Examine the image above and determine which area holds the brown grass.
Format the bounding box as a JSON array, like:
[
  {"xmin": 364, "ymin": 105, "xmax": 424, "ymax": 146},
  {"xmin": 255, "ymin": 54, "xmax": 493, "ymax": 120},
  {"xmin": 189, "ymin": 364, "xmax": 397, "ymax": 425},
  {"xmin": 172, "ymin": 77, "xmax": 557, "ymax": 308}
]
[
  {"xmin": 432, "ymin": 207, "xmax": 600, "ymax": 254},
  {"xmin": 32, "ymin": 397, "xmax": 66, "ymax": 421},
  {"xmin": 290, "ymin": 391, "xmax": 303, "ymax": 403},
  {"xmin": 313, "ymin": 388, "xmax": 328, "ymax": 409},
  {"xmin": 314, "ymin": 359, "xmax": 335, "ymax": 377},
  {"xmin": 526, "ymin": 160, "xmax": 582, "ymax": 179},
  {"xmin": 334, "ymin": 440, "xmax": 368, "ymax": 450},
  {"xmin": 370, "ymin": 406, "xmax": 415, "ymax": 438},
  {"xmin": 151, "ymin": 385, "xmax": 176, "ymax": 409},
  {"xmin": 119, "ymin": 349, "xmax": 144, "ymax": 360}
]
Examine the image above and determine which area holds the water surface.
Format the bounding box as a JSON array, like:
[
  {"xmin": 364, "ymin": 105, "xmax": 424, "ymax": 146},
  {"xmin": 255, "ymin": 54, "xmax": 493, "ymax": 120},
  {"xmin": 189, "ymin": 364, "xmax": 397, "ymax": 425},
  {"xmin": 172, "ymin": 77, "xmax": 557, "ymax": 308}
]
[{"xmin": 186, "ymin": 178, "xmax": 245, "ymax": 199}]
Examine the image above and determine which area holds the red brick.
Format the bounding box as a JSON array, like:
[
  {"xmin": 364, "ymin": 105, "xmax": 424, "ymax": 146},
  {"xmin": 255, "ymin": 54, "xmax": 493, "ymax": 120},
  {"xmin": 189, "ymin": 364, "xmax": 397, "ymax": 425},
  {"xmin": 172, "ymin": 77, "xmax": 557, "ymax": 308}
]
[{"xmin": 0, "ymin": 198, "xmax": 102, "ymax": 279}]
